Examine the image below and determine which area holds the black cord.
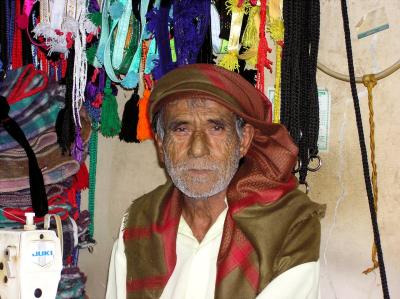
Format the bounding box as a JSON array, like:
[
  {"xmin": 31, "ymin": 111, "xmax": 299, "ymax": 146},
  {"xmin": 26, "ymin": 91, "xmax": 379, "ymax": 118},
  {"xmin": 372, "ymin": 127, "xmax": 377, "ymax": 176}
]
[
  {"xmin": 281, "ymin": 0, "xmax": 320, "ymax": 183},
  {"xmin": 340, "ymin": 1, "xmax": 390, "ymax": 297}
]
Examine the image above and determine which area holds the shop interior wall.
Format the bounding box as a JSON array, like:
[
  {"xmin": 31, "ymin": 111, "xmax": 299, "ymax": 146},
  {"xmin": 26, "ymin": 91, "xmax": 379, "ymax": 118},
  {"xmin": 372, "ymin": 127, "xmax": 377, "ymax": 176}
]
[{"xmin": 79, "ymin": 0, "xmax": 400, "ymax": 298}]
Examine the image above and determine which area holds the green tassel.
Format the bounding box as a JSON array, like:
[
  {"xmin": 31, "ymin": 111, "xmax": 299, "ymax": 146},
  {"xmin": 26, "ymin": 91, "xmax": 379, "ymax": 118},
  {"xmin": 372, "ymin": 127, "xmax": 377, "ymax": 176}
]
[
  {"xmin": 100, "ymin": 79, "xmax": 121, "ymax": 137},
  {"xmin": 86, "ymin": 46, "xmax": 97, "ymax": 66},
  {"xmin": 88, "ymin": 12, "xmax": 102, "ymax": 27}
]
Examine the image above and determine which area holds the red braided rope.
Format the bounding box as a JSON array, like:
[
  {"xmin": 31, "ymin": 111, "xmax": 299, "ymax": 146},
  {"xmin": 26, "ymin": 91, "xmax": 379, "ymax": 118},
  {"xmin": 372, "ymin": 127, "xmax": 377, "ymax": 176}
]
[{"xmin": 256, "ymin": 0, "xmax": 273, "ymax": 94}]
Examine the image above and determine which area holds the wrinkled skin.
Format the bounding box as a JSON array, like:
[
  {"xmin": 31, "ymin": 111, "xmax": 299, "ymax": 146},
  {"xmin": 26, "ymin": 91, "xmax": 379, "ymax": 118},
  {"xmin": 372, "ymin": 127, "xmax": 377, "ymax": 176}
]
[{"xmin": 155, "ymin": 99, "xmax": 254, "ymax": 199}]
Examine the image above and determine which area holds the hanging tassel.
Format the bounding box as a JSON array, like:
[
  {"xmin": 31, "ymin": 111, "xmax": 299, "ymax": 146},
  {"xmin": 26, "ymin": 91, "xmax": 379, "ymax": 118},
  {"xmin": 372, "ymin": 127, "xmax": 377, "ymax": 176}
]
[
  {"xmin": 269, "ymin": 18, "xmax": 284, "ymax": 123},
  {"xmin": 119, "ymin": 92, "xmax": 140, "ymax": 143},
  {"xmin": 256, "ymin": 0, "xmax": 272, "ymax": 93},
  {"xmin": 86, "ymin": 46, "xmax": 97, "ymax": 66},
  {"xmin": 242, "ymin": 6, "xmax": 260, "ymax": 48},
  {"xmin": 137, "ymin": 89, "xmax": 153, "ymax": 141},
  {"xmin": 121, "ymin": 71, "xmax": 139, "ymax": 89},
  {"xmin": 100, "ymin": 79, "xmax": 121, "ymax": 137},
  {"xmin": 73, "ymin": 163, "xmax": 89, "ymax": 191},
  {"xmin": 72, "ymin": 127, "xmax": 84, "ymax": 162},
  {"xmin": 217, "ymin": 51, "xmax": 240, "ymax": 72}
]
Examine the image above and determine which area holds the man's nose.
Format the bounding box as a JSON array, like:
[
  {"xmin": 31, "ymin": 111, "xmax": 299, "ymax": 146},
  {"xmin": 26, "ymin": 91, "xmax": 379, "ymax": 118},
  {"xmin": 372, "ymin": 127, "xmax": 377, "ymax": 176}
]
[{"xmin": 188, "ymin": 131, "xmax": 210, "ymax": 158}]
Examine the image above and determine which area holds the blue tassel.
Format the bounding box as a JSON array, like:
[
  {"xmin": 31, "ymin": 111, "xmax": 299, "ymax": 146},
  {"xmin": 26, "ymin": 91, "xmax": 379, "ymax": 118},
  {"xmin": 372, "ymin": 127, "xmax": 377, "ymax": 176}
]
[
  {"xmin": 109, "ymin": 1, "xmax": 124, "ymax": 20},
  {"xmin": 121, "ymin": 71, "xmax": 139, "ymax": 89}
]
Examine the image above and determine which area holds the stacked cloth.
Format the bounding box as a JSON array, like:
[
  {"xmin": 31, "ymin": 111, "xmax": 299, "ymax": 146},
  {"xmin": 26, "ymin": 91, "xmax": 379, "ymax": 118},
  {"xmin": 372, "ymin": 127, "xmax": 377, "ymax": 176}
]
[
  {"xmin": 0, "ymin": 65, "xmax": 91, "ymax": 296},
  {"xmin": 56, "ymin": 266, "xmax": 87, "ymax": 299}
]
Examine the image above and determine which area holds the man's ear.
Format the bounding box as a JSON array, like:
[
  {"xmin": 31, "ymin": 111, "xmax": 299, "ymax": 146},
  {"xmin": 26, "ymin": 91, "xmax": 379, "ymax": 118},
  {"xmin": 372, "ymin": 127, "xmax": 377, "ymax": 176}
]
[
  {"xmin": 154, "ymin": 133, "xmax": 165, "ymax": 164},
  {"xmin": 239, "ymin": 124, "xmax": 255, "ymax": 158}
]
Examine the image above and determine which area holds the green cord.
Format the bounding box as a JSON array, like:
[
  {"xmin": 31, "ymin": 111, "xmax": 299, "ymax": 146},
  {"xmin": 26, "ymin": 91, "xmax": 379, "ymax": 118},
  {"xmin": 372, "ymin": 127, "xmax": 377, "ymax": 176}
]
[{"xmin": 88, "ymin": 121, "xmax": 98, "ymax": 238}]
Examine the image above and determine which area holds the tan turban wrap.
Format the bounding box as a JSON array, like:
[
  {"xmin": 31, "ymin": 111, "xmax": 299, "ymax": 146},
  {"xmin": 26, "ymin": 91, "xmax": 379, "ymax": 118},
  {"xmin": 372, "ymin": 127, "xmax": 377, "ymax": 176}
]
[{"xmin": 150, "ymin": 64, "xmax": 298, "ymax": 204}]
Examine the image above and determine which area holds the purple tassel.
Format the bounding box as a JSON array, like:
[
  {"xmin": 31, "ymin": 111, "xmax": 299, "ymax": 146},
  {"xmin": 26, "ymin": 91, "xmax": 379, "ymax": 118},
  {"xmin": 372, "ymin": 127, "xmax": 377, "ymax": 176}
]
[
  {"xmin": 72, "ymin": 127, "xmax": 84, "ymax": 162},
  {"xmin": 85, "ymin": 81, "xmax": 98, "ymax": 101},
  {"xmin": 88, "ymin": 0, "xmax": 100, "ymax": 12}
]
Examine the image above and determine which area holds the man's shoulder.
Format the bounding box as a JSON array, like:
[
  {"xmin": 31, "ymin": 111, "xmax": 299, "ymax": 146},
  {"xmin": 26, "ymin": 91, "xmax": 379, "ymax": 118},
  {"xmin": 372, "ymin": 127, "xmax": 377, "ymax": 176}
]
[
  {"xmin": 123, "ymin": 180, "xmax": 173, "ymax": 227},
  {"xmin": 234, "ymin": 189, "xmax": 326, "ymax": 238}
]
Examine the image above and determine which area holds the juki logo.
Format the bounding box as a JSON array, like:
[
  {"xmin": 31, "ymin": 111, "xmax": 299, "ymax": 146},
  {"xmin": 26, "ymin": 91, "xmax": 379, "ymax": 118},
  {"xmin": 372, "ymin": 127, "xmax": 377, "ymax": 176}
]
[{"xmin": 32, "ymin": 250, "xmax": 53, "ymax": 257}]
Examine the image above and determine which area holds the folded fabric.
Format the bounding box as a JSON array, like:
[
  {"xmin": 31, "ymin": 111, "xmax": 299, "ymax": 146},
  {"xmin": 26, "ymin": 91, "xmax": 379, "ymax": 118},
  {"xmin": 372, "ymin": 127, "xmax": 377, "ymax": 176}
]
[
  {"xmin": 0, "ymin": 179, "xmax": 72, "ymax": 208},
  {"xmin": 0, "ymin": 81, "xmax": 65, "ymax": 151},
  {"xmin": 56, "ymin": 266, "xmax": 87, "ymax": 299},
  {"xmin": 0, "ymin": 115, "xmax": 91, "ymax": 192},
  {"xmin": 0, "ymin": 130, "xmax": 57, "ymax": 158},
  {"xmin": 0, "ymin": 193, "xmax": 73, "ymax": 228}
]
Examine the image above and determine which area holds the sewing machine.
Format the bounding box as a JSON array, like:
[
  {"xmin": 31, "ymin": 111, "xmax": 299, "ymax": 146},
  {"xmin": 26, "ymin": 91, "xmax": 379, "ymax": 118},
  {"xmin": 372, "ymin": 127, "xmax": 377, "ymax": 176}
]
[{"xmin": 0, "ymin": 213, "xmax": 62, "ymax": 299}]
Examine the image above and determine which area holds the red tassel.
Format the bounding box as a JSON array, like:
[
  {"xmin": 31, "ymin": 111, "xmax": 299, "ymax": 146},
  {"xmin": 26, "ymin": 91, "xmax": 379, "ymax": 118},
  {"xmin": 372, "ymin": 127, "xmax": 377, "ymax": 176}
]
[
  {"xmin": 12, "ymin": 0, "xmax": 23, "ymax": 69},
  {"xmin": 92, "ymin": 93, "xmax": 104, "ymax": 108},
  {"xmin": 137, "ymin": 89, "xmax": 153, "ymax": 142},
  {"xmin": 256, "ymin": 0, "xmax": 273, "ymax": 94},
  {"xmin": 73, "ymin": 163, "xmax": 89, "ymax": 191}
]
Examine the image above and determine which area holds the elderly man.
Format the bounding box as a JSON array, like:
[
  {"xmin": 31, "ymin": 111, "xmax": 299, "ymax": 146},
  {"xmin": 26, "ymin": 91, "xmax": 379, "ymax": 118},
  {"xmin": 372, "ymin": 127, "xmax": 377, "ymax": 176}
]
[{"xmin": 106, "ymin": 64, "xmax": 325, "ymax": 299}]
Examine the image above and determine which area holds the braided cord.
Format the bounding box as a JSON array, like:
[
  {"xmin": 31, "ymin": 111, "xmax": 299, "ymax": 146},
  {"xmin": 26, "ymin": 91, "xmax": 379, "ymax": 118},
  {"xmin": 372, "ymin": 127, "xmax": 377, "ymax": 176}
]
[
  {"xmin": 361, "ymin": 75, "xmax": 380, "ymax": 274},
  {"xmin": 340, "ymin": 0, "xmax": 390, "ymax": 297},
  {"xmin": 269, "ymin": 18, "xmax": 284, "ymax": 123},
  {"xmin": 88, "ymin": 121, "xmax": 99, "ymax": 238}
]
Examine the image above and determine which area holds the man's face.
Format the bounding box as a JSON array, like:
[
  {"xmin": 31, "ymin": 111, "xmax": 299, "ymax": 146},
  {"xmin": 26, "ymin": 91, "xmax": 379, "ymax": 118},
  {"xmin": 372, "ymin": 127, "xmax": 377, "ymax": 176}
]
[{"xmin": 155, "ymin": 99, "xmax": 251, "ymax": 199}]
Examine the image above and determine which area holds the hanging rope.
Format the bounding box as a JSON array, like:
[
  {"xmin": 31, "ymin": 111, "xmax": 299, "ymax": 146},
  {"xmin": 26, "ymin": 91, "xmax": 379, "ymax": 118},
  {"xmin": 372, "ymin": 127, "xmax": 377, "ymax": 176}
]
[
  {"xmin": 361, "ymin": 74, "xmax": 380, "ymax": 274},
  {"xmin": 340, "ymin": 0, "xmax": 390, "ymax": 297},
  {"xmin": 88, "ymin": 121, "xmax": 98, "ymax": 238},
  {"xmin": 280, "ymin": 0, "xmax": 321, "ymax": 189}
]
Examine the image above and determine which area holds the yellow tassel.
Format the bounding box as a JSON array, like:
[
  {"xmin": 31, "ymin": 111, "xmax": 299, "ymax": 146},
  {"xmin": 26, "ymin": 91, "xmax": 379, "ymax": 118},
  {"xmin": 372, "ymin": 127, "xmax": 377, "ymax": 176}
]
[
  {"xmin": 137, "ymin": 89, "xmax": 153, "ymax": 142},
  {"xmin": 268, "ymin": 18, "xmax": 284, "ymax": 123},
  {"xmin": 242, "ymin": 6, "xmax": 260, "ymax": 48},
  {"xmin": 225, "ymin": 0, "xmax": 251, "ymax": 14},
  {"xmin": 269, "ymin": 18, "xmax": 284, "ymax": 42},
  {"xmin": 217, "ymin": 51, "xmax": 240, "ymax": 72}
]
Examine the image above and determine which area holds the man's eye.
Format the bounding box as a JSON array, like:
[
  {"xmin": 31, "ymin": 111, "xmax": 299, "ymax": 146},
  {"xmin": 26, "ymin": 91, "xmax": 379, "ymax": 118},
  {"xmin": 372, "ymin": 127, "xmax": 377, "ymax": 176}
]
[
  {"xmin": 212, "ymin": 125, "xmax": 224, "ymax": 131},
  {"xmin": 173, "ymin": 126, "xmax": 187, "ymax": 132}
]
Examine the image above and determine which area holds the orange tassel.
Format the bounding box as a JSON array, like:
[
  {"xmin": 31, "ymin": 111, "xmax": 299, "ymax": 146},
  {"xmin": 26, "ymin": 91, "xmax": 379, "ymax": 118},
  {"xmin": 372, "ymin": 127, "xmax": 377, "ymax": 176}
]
[{"xmin": 137, "ymin": 89, "xmax": 153, "ymax": 141}]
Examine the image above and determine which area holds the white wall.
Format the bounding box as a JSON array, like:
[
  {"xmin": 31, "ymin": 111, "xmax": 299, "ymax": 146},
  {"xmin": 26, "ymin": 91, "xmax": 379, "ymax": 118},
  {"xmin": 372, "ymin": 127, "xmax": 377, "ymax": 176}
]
[{"xmin": 79, "ymin": 1, "xmax": 400, "ymax": 298}]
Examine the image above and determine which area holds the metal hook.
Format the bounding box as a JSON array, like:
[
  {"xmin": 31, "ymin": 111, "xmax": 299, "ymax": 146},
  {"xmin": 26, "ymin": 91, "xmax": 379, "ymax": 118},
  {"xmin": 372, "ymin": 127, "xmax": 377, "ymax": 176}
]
[
  {"xmin": 293, "ymin": 158, "xmax": 301, "ymax": 173},
  {"xmin": 299, "ymin": 181, "xmax": 310, "ymax": 194},
  {"xmin": 307, "ymin": 155, "xmax": 322, "ymax": 172}
]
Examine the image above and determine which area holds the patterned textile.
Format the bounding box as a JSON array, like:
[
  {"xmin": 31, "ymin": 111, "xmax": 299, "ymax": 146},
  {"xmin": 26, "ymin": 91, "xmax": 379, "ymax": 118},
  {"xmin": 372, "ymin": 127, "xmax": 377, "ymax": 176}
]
[
  {"xmin": 0, "ymin": 180, "xmax": 72, "ymax": 208},
  {"xmin": 56, "ymin": 266, "xmax": 87, "ymax": 299},
  {"xmin": 0, "ymin": 65, "xmax": 65, "ymax": 151},
  {"xmin": 0, "ymin": 114, "xmax": 91, "ymax": 192}
]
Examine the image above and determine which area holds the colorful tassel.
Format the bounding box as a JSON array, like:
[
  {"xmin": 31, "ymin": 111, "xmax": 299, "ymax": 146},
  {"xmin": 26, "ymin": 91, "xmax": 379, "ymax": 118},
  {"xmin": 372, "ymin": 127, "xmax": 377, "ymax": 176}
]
[
  {"xmin": 269, "ymin": 18, "xmax": 284, "ymax": 123},
  {"xmin": 119, "ymin": 93, "xmax": 140, "ymax": 143},
  {"xmin": 121, "ymin": 71, "xmax": 139, "ymax": 89},
  {"xmin": 242, "ymin": 6, "xmax": 260, "ymax": 48},
  {"xmin": 137, "ymin": 89, "xmax": 153, "ymax": 141},
  {"xmin": 217, "ymin": 51, "xmax": 240, "ymax": 72},
  {"xmin": 73, "ymin": 163, "xmax": 89, "ymax": 191},
  {"xmin": 100, "ymin": 79, "xmax": 121, "ymax": 137},
  {"xmin": 72, "ymin": 127, "xmax": 84, "ymax": 162},
  {"xmin": 226, "ymin": 0, "xmax": 251, "ymax": 14},
  {"xmin": 256, "ymin": 0, "xmax": 272, "ymax": 93}
]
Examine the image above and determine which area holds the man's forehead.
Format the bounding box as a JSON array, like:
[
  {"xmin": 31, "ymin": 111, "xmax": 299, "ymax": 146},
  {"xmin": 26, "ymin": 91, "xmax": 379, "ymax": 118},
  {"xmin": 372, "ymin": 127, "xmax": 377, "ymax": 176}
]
[{"xmin": 163, "ymin": 98, "xmax": 235, "ymax": 118}]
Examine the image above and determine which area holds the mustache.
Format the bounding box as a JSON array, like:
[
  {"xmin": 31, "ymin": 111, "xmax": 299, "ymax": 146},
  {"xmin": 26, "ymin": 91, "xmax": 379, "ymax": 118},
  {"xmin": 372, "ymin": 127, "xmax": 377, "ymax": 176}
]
[{"xmin": 173, "ymin": 160, "xmax": 220, "ymax": 171}]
